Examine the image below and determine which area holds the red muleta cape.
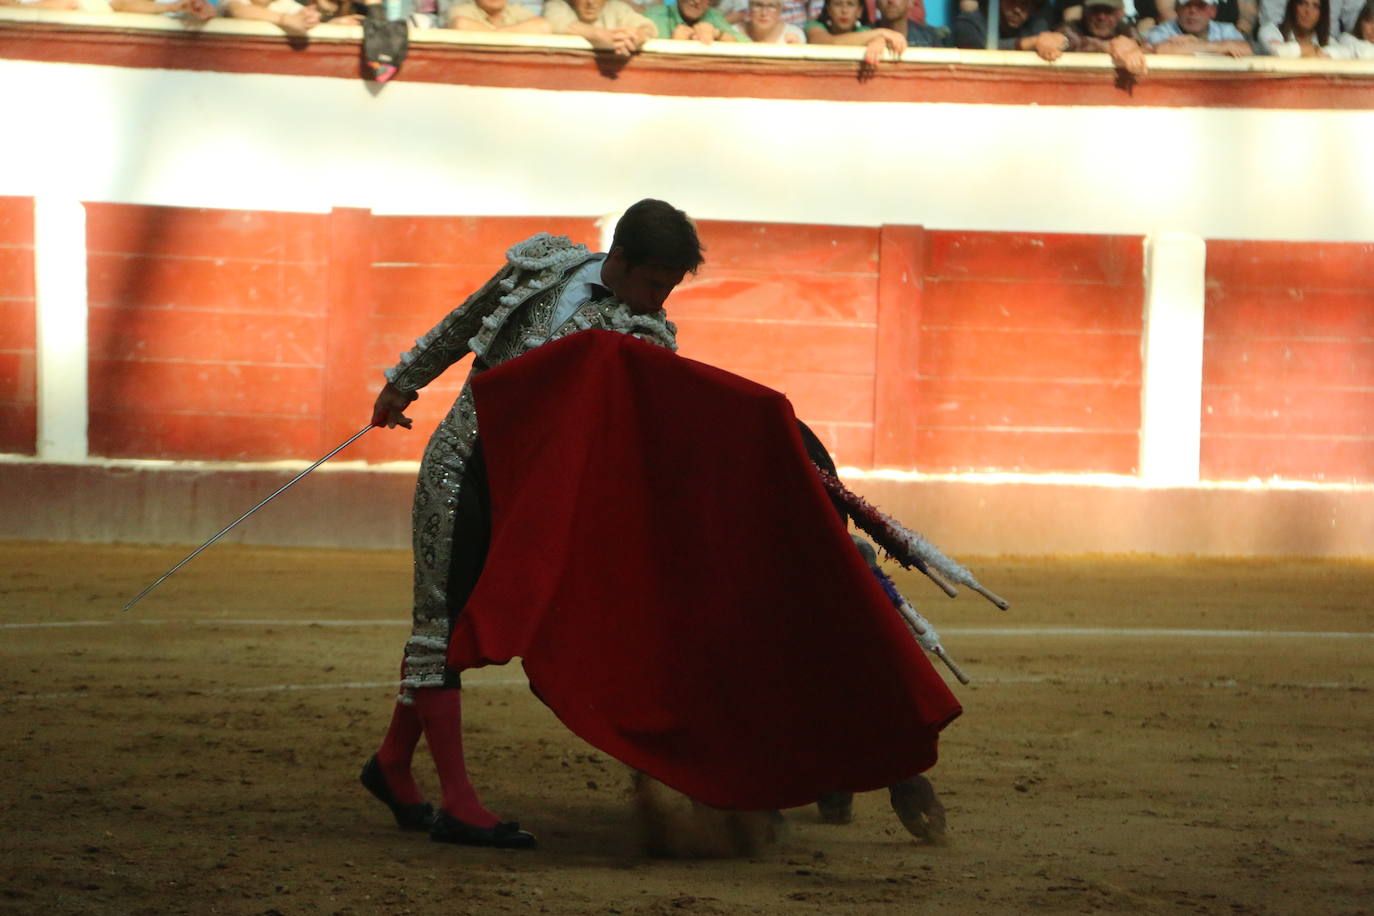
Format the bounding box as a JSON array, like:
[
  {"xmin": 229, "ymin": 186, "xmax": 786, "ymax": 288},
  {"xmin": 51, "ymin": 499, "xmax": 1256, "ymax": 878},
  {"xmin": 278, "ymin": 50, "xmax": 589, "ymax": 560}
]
[{"xmin": 448, "ymin": 330, "xmax": 961, "ymax": 811}]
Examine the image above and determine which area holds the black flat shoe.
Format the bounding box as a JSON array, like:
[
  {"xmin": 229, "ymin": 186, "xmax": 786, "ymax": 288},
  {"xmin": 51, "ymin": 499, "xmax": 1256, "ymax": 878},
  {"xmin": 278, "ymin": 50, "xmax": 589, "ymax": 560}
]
[
  {"xmin": 360, "ymin": 755, "xmax": 434, "ymax": 832},
  {"xmin": 429, "ymin": 810, "xmax": 537, "ymax": 849}
]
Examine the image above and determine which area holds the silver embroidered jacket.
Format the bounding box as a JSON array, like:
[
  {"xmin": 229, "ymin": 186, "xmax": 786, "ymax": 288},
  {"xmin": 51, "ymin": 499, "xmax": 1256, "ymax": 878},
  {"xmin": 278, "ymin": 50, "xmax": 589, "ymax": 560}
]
[{"xmin": 384, "ymin": 232, "xmax": 678, "ymax": 697}]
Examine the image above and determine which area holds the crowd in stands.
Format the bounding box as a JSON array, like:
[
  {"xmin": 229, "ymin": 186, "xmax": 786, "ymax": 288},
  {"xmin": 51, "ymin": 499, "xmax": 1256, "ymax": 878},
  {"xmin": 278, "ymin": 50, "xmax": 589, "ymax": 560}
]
[{"xmin": 4, "ymin": 0, "xmax": 1372, "ymax": 63}]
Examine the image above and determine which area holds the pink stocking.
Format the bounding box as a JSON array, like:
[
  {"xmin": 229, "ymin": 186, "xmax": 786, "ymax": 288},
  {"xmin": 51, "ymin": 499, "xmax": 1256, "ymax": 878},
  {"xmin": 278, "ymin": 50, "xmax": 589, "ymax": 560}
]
[
  {"xmin": 413, "ymin": 687, "xmax": 500, "ymax": 827},
  {"xmin": 374, "ymin": 699, "xmax": 424, "ymax": 806}
]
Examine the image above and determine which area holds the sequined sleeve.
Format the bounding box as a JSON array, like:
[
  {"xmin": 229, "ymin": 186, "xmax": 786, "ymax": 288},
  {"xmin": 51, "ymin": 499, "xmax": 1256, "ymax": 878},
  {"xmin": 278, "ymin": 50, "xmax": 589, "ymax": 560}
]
[{"xmin": 384, "ymin": 262, "xmax": 517, "ymax": 394}]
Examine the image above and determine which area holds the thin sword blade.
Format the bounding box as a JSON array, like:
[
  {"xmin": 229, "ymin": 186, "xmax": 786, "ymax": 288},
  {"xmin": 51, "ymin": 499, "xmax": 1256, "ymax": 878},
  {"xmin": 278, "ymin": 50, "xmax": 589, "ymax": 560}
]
[{"xmin": 121, "ymin": 424, "xmax": 374, "ymax": 612}]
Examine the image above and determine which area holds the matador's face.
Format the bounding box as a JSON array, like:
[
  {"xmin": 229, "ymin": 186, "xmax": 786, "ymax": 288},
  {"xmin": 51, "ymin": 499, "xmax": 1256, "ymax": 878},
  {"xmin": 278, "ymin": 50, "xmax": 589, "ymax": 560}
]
[{"xmin": 602, "ymin": 248, "xmax": 687, "ymax": 315}]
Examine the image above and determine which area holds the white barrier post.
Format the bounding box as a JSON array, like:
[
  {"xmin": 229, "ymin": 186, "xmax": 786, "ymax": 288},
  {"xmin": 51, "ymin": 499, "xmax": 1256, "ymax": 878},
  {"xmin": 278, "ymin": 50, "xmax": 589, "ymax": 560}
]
[
  {"xmin": 34, "ymin": 197, "xmax": 89, "ymax": 462},
  {"xmin": 1139, "ymin": 231, "xmax": 1206, "ymax": 486}
]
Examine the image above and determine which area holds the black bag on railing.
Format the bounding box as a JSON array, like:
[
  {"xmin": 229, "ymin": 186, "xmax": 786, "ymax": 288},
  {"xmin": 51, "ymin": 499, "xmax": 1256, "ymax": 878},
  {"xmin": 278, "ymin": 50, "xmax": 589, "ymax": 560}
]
[{"xmin": 363, "ymin": 3, "xmax": 409, "ymax": 83}]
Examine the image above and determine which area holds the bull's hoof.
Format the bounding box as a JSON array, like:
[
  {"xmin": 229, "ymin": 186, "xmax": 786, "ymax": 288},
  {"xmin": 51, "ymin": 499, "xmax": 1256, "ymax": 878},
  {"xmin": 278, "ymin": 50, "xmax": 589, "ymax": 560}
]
[
  {"xmin": 816, "ymin": 791, "xmax": 854, "ymax": 824},
  {"xmin": 888, "ymin": 776, "xmax": 946, "ymax": 843}
]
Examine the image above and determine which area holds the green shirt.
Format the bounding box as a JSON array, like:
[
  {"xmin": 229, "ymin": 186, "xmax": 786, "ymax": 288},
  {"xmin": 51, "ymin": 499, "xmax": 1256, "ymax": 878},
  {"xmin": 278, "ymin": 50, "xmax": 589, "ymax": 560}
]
[{"xmin": 646, "ymin": 3, "xmax": 750, "ymax": 42}]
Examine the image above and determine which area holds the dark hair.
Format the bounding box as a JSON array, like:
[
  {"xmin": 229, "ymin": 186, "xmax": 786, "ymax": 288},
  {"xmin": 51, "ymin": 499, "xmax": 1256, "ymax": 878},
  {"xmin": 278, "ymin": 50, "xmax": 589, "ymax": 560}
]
[
  {"xmin": 818, "ymin": 0, "xmax": 874, "ymax": 33},
  {"xmin": 1281, "ymin": 0, "xmax": 1329, "ymax": 43},
  {"xmin": 610, "ymin": 199, "xmax": 705, "ymax": 273},
  {"xmin": 1354, "ymin": 0, "xmax": 1374, "ymax": 35}
]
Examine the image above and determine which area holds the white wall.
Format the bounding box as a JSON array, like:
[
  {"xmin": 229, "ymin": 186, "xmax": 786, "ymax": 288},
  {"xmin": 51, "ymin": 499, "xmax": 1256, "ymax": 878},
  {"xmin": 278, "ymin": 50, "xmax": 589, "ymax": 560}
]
[{"xmin": 2, "ymin": 57, "xmax": 1373, "ymax": 241}]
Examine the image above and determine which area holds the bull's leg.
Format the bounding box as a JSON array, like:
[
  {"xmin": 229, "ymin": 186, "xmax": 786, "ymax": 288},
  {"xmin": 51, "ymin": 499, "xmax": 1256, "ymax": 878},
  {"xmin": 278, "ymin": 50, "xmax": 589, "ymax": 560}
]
[
  {"xmin": 816, "ymin": 791, "xmax": 854, "ymax": 824},
  {"xmin": 633, "ymin": 771, "xmax": 786, "ymax": 858},
  {"xmin": 888, "ymin": 775, "xmax": 946, "ymax": 843}
]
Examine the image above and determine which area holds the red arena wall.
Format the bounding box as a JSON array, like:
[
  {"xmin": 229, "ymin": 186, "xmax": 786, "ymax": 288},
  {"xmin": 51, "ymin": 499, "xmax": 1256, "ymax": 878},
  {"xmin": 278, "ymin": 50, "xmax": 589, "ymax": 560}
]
[
  {"xmin": 357, "ymin": 213, "xmax": 602, "ymax": 464},
  {"xmin": 86, "ymin": 203, "xmax": 333, "ymax": 461},
  {"xmin": 84, "ymin": 205, "xmax": 603, "ymax": 463},
  {"xmin": 673, "ymin": 221, "xmax": 882, "ymax": 466},
  {"xmin": 73, "ymin": 204, "xmax": 1154, "ymax": 473},
  {"xmin": 916, "ymin": 231, "xmax": 1144, "ymax": 475},
  {"xmin": 1202, "ymin": 240, "xmax": 1374, "ymax": 483},
  {"xmin": 2, "ymin": 197, "xmax": 1369, "ymax": 485},
  {"xmin": 0, "ymin": 196, "xmax": 37, "ymax": 456}
]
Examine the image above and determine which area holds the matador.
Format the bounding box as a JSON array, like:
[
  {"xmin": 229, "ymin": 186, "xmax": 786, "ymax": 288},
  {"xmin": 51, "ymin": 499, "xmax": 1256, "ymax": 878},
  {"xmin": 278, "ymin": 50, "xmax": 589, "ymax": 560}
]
[
  {"xmin": 360, "ymin": 199, "xmax": 702, "ymax": 848},
  {"xmin": 359, "ymin": 199, "xmax": 964, "ymax": 850}
]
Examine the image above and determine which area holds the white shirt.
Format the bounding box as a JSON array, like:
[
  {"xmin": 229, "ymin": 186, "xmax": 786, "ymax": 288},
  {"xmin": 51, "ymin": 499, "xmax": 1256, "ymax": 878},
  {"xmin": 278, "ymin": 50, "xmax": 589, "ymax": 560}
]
[
  {"xmin": 1261, "ymin": 0, "xmax": 1361, "ymax": 33},
  {"xmin": 1258, "ymin": 20, "xmax": 1353, "ymax": 55},
  {"xmin": 551, "ymin": 254, "xmax": 610, "ymax": 330},
  {"xmin": 1337, "ymin": 29, "xmax": 1374, "ymax": 57}
]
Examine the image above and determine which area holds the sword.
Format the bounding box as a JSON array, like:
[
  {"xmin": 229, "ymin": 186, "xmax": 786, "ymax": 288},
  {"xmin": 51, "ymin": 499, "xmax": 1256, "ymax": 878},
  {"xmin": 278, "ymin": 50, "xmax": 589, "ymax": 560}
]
[{"xmin": 122, "ymin": 423, "xmax": 375, "ymax": 612}]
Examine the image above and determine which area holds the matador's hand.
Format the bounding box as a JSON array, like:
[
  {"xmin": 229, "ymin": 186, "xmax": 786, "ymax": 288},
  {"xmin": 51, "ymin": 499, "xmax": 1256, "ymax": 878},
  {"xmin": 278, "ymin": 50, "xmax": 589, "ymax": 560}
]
[{"xmin": 372, "ymin": 382, "xmax": 417, "ymax": 429}]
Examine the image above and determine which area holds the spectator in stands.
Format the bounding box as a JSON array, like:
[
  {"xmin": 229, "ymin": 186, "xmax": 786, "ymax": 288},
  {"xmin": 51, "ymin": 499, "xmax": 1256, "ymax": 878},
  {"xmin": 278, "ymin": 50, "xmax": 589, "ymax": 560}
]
[
  {"xmin": 806, "ymin": 0, "xmax": 910, "ymax": 62},
  {"xmin": 1223, "ymin": 0, "xmax": 1260, "ymax": 36},
  {"xmin": 544, "ymin": 0, "xmax": 656, "ymax": 53},
  {"xmin": 1258, "ymin": 0, "xmax": 1349, "ymax": 52},
  {"xmin": 1263, "ymin": 0, "xmax": 1357, "ymax": 34},
  {"xmin": 308, "ymin": 0, "xmax": 435, "ymax": 30},
  {"xmin": 109, "ymin": 0, "xmax": 217, "ymax": 17},
  {"xmin": 646, "ymin": 0, "xmax": 747, "ymax": 41},
  {"xmin": 310, "ymin": 0, "xmax": 434, "ymax": 28},
  {"xmin": 1143, "ymin": 0, "xmax": 1253, "ymax": 51},
  {"xmin": 953, "ymin": 0, "xmax": 1066, "ymax": 56},
  {"xmin": 1336, "ymin": 0, "xmax": 1374, "ymax": 54},
  {"xmin": 221, "ymin": 0, "xmax": 322, "ymax": 32},
  {"xmin": 1150, "ymin": 0, "xmax": 1256, "ymax": 36},
  {"xmin": 1134, "ymin": 0, "xmax": 1162, "ymax": 31},
  {"xmin": 876, "ymin": 0, "xmax": 953, "ymax": 45},
  {"xmin": 714, "ymin": 0, "xmax": 750, "ymax": 24},
  {"xmin": 308, "ymin": 0, "xmax": 363, "ymax": 22},
  {"xmin": 1060, "ymin": 0, "xmax": 1148, "ymax": 71},
  {"xmin": 745, "ymin": 0, "xmax": 806, "ymax": 39},
  {"xmin": 406, "ymin": 0, "xmax": 438, "ymax": 27},
  {"xmin": 780, "ymin": 0, "xmax": 820, "ymax": 24},
  {"xmin": 448, "ymin": 0, "xmax": 552, "ymax": 30},
  {"xmin": 0, "ymin": 0, "xmax": 80, "ymax": 9}
]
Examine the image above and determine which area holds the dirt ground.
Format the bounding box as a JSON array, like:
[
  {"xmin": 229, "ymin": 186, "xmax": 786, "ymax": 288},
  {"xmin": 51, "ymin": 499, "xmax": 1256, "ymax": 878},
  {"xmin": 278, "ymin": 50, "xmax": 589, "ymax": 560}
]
[{"xmin": 2, "ymin": 542, "xmax": 1371, "ymax": 916}]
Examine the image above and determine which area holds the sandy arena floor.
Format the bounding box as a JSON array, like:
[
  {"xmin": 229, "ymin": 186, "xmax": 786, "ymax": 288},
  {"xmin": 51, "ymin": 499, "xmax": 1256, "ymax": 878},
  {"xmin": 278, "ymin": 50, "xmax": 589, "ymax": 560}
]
[{"xmin": 1, "ymin": 542, "xmax": 1371, "ymax": 915}]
